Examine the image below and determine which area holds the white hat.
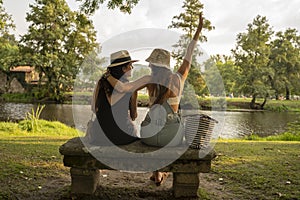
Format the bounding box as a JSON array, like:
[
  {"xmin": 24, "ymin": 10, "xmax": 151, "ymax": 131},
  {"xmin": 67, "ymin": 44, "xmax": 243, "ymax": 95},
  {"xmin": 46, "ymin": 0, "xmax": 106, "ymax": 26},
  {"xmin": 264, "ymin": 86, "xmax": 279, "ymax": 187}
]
[{"xmin": 145, "ymin": 48, "xmax": 170, "ymax": 69}]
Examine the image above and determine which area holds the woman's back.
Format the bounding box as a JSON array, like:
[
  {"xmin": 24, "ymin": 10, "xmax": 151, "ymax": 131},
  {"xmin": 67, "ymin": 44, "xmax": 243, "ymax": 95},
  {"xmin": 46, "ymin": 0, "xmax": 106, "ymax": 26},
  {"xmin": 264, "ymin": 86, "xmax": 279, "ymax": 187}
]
[
  {"xmin": 95, "ymin": 85, "xmax": 138, "ymax": 145},
  {"xmin": 147, "ymin": 66, "xmax": 182, "ymax": 113},
  {"xmin": 90, "ymin": 50, "xmax": 139, "ymax": 146}
]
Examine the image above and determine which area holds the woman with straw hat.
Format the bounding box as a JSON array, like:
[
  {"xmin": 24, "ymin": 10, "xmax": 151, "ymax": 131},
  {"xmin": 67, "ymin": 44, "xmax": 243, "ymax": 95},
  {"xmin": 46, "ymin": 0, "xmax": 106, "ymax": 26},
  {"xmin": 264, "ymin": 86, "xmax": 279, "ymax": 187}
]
[{"xmin": 90, "ymin": 50, "xmax": 151, "ymax": 145}]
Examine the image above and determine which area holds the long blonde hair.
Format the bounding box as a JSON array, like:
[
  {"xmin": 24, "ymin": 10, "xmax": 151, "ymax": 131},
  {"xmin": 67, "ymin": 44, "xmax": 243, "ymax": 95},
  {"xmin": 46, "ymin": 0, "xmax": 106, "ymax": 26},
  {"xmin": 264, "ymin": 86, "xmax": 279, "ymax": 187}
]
[{"xmin": 148, "ymin": 65, "xmax": 176, "ymax": 105}]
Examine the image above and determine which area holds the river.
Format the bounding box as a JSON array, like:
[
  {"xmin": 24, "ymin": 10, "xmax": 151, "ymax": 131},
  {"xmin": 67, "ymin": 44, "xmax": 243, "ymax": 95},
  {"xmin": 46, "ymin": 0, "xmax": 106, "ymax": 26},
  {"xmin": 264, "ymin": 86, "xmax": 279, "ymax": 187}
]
[{"xmin": 0, "ymin": 102, "xmax": 299, "ymax": 139}]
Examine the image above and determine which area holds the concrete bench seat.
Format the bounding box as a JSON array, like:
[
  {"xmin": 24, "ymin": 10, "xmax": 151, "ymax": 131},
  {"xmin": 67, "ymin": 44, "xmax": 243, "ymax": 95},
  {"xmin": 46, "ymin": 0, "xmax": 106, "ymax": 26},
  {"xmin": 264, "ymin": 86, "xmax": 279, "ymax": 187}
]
[{"xmin": 59, "ymin": 137, "xmax": 216, "ymax": 198}]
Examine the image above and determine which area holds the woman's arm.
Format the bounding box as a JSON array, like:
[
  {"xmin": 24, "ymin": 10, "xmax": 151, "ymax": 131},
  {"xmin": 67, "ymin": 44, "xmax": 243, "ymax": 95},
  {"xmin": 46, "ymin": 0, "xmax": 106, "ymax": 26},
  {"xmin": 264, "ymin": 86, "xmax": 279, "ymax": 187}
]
[
  {"xmin": 129, "ymin": 91, "xmax": 138, "ymax": 120},
  {"xmin": 177, "ymin": 13, "xmax": 204, "ymax": 80},
  {"xmin": 106, "ymin": 74, "xmax": 151, "ymax": 93}
]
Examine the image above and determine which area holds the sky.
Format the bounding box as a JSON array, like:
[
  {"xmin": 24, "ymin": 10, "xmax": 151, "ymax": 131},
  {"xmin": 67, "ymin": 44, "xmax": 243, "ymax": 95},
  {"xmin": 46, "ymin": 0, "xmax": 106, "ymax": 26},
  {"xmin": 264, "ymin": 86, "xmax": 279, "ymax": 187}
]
[{"xmin": 2, "ymin": 0, "xmax": 300, "ymax": 58}]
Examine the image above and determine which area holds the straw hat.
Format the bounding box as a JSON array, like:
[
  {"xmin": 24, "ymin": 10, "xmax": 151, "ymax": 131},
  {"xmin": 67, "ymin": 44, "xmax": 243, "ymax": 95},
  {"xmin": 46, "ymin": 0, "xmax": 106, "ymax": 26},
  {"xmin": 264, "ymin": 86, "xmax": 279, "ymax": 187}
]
[
  {"xmin": 145, "ymin": 48, "xmax": 170, "ymax": 69},
  {"xmin": 108, "ymin": 50, "xmax": 138, "ymax": 67}
]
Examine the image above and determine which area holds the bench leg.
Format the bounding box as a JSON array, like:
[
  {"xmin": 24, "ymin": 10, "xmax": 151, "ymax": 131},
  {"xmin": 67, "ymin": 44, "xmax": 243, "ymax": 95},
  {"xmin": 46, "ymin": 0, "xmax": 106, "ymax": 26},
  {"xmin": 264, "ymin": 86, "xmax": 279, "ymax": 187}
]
[
  {"xmin": 70, "ymin": 167, "xmax": 100, "ymax": 195},
  {"xmin": 173, "ymin": 172, "xmax": 200, "ymax": 198}
]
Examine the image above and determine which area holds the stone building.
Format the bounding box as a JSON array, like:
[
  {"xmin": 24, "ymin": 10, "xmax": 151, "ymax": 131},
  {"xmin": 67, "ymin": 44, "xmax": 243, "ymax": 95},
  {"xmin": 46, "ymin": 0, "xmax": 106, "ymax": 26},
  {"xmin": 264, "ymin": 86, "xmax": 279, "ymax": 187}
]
[{"xmin": 10, "ymin": 66, "xmax": 39, "ymax": 85}]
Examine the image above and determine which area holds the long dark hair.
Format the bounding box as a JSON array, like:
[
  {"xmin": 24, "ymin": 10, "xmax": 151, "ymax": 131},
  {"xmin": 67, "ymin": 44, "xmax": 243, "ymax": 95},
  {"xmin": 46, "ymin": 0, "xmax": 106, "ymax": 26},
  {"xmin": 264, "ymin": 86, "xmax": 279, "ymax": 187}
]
[
  {"xmin": 149, "ymin": 65, "xmax": 174, "ymax": 105},
  {"xmin": 101, "ymin": 63, "xmax": 129, "ymax": 96}
]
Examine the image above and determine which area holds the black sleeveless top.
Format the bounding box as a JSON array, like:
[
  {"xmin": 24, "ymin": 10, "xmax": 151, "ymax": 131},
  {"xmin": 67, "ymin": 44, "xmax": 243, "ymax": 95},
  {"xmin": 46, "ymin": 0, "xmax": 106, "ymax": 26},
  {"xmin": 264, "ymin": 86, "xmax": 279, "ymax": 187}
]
[{"xmin": 94, "ymin": 82, "xmax": 139, "ymax": 145}]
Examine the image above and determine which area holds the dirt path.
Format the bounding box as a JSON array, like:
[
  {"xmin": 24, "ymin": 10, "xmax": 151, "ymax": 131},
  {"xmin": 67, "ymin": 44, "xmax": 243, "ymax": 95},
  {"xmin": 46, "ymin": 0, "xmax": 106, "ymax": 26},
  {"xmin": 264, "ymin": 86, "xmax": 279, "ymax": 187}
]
[{"xmin": 28, "ymin": 170, "xmax": 235, "ymax": 200}]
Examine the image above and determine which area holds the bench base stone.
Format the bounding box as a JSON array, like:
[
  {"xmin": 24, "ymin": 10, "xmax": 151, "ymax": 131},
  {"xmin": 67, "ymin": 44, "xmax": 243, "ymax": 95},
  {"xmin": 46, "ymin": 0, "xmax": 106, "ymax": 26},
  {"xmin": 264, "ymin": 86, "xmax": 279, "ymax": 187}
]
[
  {"xmin": 173, "ymin": 172, "xmax": 200, "ymax": 198},
  {"xmin": 70, "ymin": 168, "xmax": 100, "ymax": 194}
]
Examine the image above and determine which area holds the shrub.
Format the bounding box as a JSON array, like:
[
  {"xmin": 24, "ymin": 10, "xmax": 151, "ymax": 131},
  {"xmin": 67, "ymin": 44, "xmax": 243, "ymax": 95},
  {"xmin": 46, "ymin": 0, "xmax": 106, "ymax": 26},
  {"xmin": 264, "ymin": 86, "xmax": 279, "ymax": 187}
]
[{"xmin": 18, "ymin": 104, "xmax": 45, "ymax": 132}]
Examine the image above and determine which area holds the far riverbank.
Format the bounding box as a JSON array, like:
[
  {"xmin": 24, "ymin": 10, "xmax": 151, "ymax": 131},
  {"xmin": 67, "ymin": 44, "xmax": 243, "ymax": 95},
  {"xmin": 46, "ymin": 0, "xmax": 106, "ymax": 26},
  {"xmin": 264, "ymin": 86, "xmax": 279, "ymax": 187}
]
[{"xmin": 1, "ymin": 93, "xmax": 300, "ymax": 112}]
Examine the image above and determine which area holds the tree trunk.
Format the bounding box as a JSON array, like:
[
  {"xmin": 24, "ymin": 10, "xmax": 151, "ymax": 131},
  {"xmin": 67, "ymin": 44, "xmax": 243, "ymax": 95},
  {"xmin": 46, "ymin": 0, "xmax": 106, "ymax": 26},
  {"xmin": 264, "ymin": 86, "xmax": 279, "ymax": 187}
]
[
  {"xmin": 285, "ymin": 85, "xmax": 290, "ymax": 100},
  {"xmin": 275, "ymin": 90, "xmax": 279, "ymax": 100},
  {"xmin": 250, "ymin": 94, "xmax": 257, "ymax": 109},
  {"xmin": 260, "ymin": 96, "xmax": 267, "ymax": 109},
  {"xmin": 268, "ymin": 75, "xmax": 278, "ymax": 100}
]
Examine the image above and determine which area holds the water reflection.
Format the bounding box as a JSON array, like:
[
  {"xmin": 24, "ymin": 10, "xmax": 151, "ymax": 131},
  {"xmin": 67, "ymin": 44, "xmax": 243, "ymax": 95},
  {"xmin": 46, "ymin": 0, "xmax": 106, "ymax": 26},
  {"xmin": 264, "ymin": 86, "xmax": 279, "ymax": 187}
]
[
  {"xmin": 0, "ymin": 102, "xmax": 298, "ymax": 138},
  {"xmin": 218, "ymin": 111, "xmax": 299, "ymax": 138}
]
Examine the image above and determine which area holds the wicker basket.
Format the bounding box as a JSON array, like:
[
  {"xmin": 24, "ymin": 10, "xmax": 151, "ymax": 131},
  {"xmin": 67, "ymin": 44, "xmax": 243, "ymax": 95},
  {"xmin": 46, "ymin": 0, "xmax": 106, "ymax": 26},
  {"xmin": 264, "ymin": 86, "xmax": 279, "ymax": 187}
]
[{"xmin": 183, "ymin": 114, "xmax": 218, "ymax": 149}]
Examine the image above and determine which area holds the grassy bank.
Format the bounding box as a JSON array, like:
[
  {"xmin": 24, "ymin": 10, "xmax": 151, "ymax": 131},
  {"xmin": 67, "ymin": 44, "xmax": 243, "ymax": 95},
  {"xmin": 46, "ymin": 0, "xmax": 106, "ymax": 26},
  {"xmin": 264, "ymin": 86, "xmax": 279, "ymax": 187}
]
[
  {"xmin": 0, "ymin": 93, "xmax": 34, "ymax": 103},
  {"xmin": 138, "ymin": 96, "xmax": 300, "ymax": 112},
  {"xmin": 1, "ymin": 120, "xmax": 300, "ymax": 199},
  {"xmin": 244, "ymin": 119, "xmax": 300, "ymax": 141},
  {"xmin": 226, "ymin": 97, "xmax": 300, "ymax": 112}
]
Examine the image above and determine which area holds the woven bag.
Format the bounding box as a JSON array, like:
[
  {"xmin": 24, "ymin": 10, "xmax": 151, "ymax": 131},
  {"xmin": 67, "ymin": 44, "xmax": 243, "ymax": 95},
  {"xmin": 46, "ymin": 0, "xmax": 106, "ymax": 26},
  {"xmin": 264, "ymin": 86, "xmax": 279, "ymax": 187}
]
[{"xmin": 184, "ymin": 114, "xmax": 218, "ymax": 149}]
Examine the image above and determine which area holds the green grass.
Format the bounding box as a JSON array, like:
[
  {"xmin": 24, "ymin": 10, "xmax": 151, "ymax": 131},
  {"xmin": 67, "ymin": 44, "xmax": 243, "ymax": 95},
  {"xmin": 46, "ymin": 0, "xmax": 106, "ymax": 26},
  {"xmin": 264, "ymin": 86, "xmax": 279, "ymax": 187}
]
[
  {"xmin": 246, "ymin": 132, "xmax": 300, "ymax": 141},
  {"xmin": 0, "ymin": 120, "xmax": 82, "ymax": 137},
  {"xmin": 0, "ymin": 136, "xmax": 71, "ymax": 199},
  {"xmin": 210, "ymin": 140, "xmax": 300, "ymax": 200},
  {"xmin": 137, "ymin": 94, "xmax": 150, "ymax": 101},
  {"xmin": 66, "ymin": 91, "xmax": 93, "ymax": 96},
  {"xmin": 226, "ymin": 98, "xmax": 300, "ymax": 112},
  {"xmin": 0, "ymin": 120, "xmax": 299, "ymax": 199},
  {"xmin": 264, "ymin": 100, "xmax": 300, "ymax": 112},
  {"xmin": 0, "ymin": 93, "xmax": 33, "ymax": 103},
  {"xmin": 0, "ymin": 120, "xmax": 82, "ymax": 199},
  {"xmin": 197, "ymin": 97, "xmax": 300, "ymax": 112}
]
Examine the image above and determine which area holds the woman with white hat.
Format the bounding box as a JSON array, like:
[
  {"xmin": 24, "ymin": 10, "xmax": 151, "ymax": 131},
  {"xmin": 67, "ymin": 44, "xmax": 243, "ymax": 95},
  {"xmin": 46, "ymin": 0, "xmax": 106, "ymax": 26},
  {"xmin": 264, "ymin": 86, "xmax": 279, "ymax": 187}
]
[{"xmin": 104, "ymin": 13, "xmax": 204, "ymax": 185}]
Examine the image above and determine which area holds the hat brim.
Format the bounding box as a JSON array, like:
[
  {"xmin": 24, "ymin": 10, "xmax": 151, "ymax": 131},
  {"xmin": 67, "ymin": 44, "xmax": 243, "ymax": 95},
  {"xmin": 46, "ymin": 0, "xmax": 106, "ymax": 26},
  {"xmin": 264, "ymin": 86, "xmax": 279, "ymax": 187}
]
[
  {"xmin": 108, "ymin": 60, "xmax": 138, "ymax": 68},
  {"xmin": 146, "ymin": 60, "xmax": 170, "ymax": 69}
]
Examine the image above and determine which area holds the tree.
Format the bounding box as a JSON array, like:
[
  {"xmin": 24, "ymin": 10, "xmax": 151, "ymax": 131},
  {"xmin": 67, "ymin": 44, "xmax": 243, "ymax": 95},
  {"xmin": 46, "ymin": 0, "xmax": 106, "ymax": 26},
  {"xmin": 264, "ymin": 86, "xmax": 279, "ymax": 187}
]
[
  {"xmin": 20, "ymin": 0, "xmax": 98, "ymax": 102},
  {"xmin": 168, "ymin": 0, "xmax": 214, "ymax": 96},
  {"xmin": 207, "ymin": 55, "xmax": 240, "ymax": 96},
  {"xmin": 76, "ymin": 0, "xmax": 140, "ymax": 14},
  {"xmin": 232, "ymin": 15, "xmax": 273, "ymax": 109},
  {"xmin": 0, "ymin": 0, "xmax": 19, "ymax": 72},
  {"xmin": 75, "ymin": 47, "xmax": 105, "ymax": 91},
  {"xmin": 269, "ymin": 28, "xmax": 300, "ymax": 100},
  {"xmin": 0, "ymin": 0, "xmax": 14, "ymax": 35}
]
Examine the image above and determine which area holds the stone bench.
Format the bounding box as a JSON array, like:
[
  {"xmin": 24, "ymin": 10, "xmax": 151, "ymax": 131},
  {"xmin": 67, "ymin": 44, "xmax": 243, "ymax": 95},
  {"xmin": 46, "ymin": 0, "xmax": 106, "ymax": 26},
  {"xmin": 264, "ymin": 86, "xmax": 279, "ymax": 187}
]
[{"xmin": 59, "ymin": 137, "xmax": 216, "ymax": 198}]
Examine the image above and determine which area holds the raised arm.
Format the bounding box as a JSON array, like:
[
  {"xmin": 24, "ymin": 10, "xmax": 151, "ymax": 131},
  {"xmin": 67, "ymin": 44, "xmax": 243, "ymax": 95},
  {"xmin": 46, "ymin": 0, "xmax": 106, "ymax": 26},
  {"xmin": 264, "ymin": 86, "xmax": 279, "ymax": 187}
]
[
  {"xmin": 105, "ymin": 73, "xmax": 151, "ymax": 93},
  {"xmin": 177, "ymin": 13, "xmax": 204, "ymax": 80}
]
